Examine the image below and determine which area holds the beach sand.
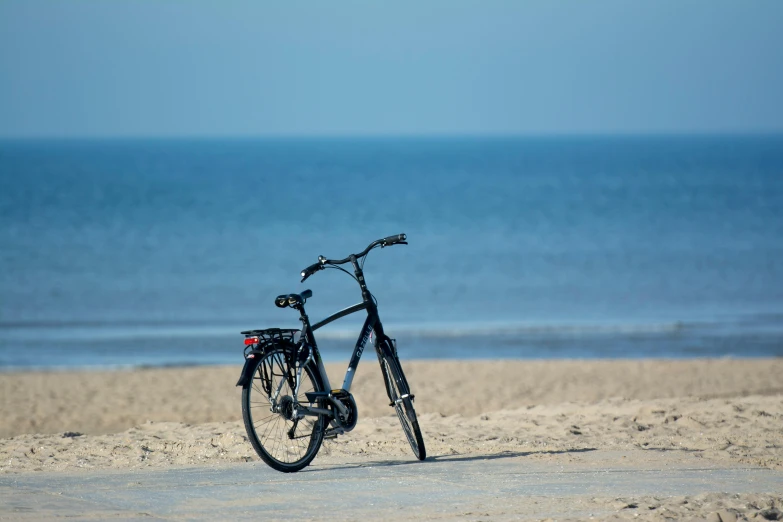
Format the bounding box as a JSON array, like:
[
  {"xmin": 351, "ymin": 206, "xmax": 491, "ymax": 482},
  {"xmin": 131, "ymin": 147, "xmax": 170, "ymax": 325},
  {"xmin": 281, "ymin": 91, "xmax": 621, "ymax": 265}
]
[{"xmin": 2, "ymin": 358, "xmax": 782, "ymax": 519}]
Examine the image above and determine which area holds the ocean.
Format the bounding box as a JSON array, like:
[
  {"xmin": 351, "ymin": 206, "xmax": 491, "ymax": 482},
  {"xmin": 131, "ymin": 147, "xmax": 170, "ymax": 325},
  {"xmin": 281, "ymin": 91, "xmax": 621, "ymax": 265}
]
[{"xmin": 1, "ymin": 136, "xmax": 782, "ymax": 369}]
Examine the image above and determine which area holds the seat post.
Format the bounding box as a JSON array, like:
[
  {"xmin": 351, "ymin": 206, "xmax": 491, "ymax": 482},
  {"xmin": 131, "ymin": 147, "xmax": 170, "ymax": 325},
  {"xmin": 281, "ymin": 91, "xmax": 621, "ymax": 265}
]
[
  {"xmin": 296, "ymin": 304, "xmax": 315, "ymax": 344},
  {"xmin": 296, "ymin": 304, "xmax": 310, "ymax": 327}
]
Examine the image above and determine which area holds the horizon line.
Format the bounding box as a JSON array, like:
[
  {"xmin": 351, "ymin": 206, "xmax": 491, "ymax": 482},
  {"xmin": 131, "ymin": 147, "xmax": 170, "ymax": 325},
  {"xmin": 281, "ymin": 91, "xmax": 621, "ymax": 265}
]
[{"xmin": 1, "ymin": 130, "xmax": 783, "ymax": 142}]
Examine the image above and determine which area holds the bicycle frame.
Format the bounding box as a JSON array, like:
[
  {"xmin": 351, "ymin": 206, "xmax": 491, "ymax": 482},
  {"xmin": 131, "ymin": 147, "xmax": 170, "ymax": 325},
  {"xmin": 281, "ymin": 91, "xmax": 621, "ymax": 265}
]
[
  {"xmin": 295, "ymin": 255, "xmax": 396, "ymax": 407},
  {"xmin": 307, "ymin": 300, "xmax": 391, "ymax": 393}
]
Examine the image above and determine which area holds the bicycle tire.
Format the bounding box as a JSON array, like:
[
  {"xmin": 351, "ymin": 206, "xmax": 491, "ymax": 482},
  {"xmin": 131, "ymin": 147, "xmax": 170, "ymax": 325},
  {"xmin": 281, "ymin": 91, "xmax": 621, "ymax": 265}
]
[
  {"xmin": 382, "ymin": 355, "xmax": 426, "ymax": 460},
  {"xmin": 241, "ymin": 346, "xmax": 326, "ymax": 472}
]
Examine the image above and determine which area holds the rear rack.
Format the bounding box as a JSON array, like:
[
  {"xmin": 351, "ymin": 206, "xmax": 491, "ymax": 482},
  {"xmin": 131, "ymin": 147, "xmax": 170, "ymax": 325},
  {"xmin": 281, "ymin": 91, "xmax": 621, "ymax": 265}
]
[{"xmin": 241, "ymin": 328, "xmax": 299, "ymax": 358}]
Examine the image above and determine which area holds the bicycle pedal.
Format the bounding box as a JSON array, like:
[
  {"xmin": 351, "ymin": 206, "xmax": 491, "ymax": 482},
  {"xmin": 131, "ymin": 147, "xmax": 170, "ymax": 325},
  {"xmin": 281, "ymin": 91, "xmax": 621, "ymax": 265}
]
[
  {"xmin": 330, "ymin": 388, "xmax": 351, "ymax": 398},
  {"xmin": 324, "ymin": 426, "xmax": 345, "ymax": 439}
]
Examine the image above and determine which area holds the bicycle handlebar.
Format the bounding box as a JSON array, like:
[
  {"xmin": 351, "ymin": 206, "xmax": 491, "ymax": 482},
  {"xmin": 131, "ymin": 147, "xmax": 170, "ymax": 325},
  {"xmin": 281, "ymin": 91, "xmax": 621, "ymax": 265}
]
[
  {"xmin": 381, "ymin": 233, "xmax": 407, "ymax": 247},
  {"xmin": 300, "ymin": 233, "xmax": 407, "ymax": 282},
  {"xmin": 300, "ymin": 261, "xmax": 323, "ymax": 282}
]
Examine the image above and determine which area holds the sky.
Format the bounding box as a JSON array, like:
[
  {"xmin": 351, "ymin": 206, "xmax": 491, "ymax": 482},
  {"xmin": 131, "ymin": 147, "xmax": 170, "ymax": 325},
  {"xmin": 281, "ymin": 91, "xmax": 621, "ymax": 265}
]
[{"xmin": 1, "ymin": 1, "xmax": 782, "ymax": 138}]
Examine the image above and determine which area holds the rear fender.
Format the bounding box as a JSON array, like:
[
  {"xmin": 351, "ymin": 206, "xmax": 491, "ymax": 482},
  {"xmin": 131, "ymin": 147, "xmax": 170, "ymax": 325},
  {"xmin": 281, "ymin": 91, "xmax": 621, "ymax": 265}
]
[
  {"xmin": 236, "ymin": 352, "xmax": 263, "ymax": 387},
  {"xmin": 236, "ymin": 340, "xmax": 299, "ymax": 387}
]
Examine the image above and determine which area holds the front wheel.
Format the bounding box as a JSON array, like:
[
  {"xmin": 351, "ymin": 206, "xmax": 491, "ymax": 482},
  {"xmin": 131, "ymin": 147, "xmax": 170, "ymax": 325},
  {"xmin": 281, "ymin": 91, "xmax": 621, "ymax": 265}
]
[
  {"xmin": 382, "ymin": 355, "xmax": 426, "ymax": 460},
  {"xmin": 241, "ymin": 346, "xmax": 326, "ymax": 472}
]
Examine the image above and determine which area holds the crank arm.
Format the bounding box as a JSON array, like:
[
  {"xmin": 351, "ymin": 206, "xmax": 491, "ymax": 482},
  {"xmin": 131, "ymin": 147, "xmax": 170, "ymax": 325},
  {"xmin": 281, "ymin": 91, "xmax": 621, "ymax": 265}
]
[{"xmin": 294, "ymin": 406, "xmax": 332, "ymax": 418}]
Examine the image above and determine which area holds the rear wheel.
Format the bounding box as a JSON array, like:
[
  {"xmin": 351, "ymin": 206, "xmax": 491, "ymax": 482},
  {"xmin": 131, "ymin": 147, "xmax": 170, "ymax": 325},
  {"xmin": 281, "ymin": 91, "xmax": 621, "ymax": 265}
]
[
  {"xmin": 241, "ymin": 347, "xmax": 326, "ymax": 472},
  {"xmin": 382, "ymin": 355, "xmax": 426, "ymax": 460}
]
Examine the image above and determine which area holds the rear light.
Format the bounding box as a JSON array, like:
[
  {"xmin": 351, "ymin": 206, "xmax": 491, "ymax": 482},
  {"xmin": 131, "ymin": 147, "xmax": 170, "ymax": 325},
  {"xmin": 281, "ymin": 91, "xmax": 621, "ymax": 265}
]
[{"xmin": 244, "ymin": 337, "xmax": 259, "ymax": 345}]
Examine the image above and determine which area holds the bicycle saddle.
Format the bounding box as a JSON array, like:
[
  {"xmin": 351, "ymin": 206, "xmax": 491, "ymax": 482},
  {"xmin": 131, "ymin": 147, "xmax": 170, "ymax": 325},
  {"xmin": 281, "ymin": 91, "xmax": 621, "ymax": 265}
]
[{"xmin": 275, "ymin": 289, "xmax": 313, "ymax": 308}]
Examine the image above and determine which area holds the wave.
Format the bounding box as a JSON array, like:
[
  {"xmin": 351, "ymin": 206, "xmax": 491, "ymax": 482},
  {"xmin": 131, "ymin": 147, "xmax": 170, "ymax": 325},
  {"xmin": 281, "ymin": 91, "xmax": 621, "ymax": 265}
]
[
  {"xmin": 0, "ymin": 318, "xmax": 735, "ymax": 343},
  {"xmin": 309, "ymin": 321, "xmax": 697, "ymax": 341},
  {"xmin": 3, "ymin": 312, "xmax": 782, "ymax": 344}
]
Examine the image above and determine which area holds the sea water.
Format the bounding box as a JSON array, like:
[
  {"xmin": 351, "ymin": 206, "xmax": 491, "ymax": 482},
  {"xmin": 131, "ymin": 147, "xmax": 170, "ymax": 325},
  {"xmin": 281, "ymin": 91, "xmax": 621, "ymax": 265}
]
[{"xmin": 1, "ymin": 136, "xmax": 782, "ymax": 368}]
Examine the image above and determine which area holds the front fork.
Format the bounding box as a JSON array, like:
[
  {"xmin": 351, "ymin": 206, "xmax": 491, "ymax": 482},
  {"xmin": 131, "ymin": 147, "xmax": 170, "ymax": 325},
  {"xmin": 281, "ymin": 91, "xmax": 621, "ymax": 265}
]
[{"xmin": 375, "ymin": 336, "xmax": 397, "ymax": 404}]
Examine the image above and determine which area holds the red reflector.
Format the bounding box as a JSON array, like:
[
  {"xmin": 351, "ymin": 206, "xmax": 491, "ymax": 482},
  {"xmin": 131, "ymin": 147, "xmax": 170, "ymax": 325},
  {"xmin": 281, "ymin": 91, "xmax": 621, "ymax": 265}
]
[{"xmin": 244, "ymin": 337, "xmax": 258, "ymax": 345}]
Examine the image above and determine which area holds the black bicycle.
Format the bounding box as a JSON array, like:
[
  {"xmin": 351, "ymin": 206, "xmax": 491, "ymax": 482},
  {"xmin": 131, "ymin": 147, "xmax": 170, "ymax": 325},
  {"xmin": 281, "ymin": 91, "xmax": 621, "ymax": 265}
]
[{"xmin": 236, "ymin": 234, "xmax": 426, "ymax": 472}]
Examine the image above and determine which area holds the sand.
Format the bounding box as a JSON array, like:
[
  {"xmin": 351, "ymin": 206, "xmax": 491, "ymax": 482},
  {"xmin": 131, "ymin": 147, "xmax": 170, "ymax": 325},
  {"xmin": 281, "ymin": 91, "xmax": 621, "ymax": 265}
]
[{"xmin": 2, "ymin": 358, "xmax": 782, "ymax": 519}]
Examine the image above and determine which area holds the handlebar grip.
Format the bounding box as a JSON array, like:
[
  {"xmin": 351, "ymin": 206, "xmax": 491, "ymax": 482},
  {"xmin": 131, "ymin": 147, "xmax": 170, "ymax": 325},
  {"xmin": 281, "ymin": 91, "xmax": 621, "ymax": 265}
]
[
  {"xmin": 381, "ymin": 233, "xmax": 407, "ymax": 247},
  {"xmin": 300, "ymin": 261, "xmax": 323, "ymax": 282}
]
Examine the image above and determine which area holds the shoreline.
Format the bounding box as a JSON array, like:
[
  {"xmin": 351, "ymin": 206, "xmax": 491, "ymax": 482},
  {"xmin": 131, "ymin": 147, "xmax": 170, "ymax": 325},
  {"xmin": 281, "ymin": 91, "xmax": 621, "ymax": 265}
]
[{"xmin": 0, "ymin": 353, "xmax": 778, "ymax": 375}]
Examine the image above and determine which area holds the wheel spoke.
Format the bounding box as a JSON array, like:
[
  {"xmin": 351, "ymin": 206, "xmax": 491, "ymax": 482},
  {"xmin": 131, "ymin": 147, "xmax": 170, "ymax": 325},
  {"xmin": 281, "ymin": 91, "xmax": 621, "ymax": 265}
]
[{"xmin": 241, "ymin": 347, "xmax": 326, "ymax": 471}]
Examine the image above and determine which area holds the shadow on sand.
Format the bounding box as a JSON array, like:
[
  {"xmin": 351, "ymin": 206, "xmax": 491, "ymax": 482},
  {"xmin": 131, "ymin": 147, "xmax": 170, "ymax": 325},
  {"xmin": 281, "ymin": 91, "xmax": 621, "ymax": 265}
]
[{"xmin": 306, "ymin": 447, "xmax": 597, "ymax": 473}]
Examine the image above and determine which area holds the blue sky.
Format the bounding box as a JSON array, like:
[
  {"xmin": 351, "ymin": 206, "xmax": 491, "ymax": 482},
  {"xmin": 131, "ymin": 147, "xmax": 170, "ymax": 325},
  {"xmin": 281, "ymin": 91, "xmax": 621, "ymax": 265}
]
[{"xmin": 1, "ymin": 1, "xmax": 782, "ymax": 137}]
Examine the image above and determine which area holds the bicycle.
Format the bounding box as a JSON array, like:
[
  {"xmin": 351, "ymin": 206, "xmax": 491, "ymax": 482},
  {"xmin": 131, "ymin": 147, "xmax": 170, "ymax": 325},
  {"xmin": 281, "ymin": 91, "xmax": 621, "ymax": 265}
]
[{"xmin": 236, "ymin": 234, "xmax": 426, "ymax": 472}]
